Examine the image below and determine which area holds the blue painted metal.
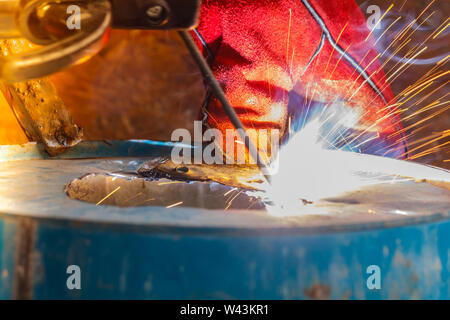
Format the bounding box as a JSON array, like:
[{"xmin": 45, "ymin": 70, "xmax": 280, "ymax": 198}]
[
  {"xmin": 0, "ymin": 141, "xmax": 449, "ymax": 299},
  {"xmin": 0, "ymin": 140, "xmax": 189, "ymax": 161},
  {"xmin": 0, "ymin": 218, "xmax": 15, "ymax": 299},
  {"xmin": 25, "ymin": 217, "xmax": 450, "ymax": 299}
]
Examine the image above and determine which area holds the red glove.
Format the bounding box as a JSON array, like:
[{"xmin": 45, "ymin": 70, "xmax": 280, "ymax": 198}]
[{"xmin": 193, "ymin": 0, "xmax": 408, "ymax": 159}]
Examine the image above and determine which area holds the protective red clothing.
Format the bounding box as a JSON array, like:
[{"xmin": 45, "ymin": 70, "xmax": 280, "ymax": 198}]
[{"xmin": 193, "ymin": 0, "xmax": 408, "ymax": 159}]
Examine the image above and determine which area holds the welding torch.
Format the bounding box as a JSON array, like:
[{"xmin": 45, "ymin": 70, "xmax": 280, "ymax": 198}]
[{"xmin": 0, "ymin": 0, "xmax": 272, "ymax": 182}]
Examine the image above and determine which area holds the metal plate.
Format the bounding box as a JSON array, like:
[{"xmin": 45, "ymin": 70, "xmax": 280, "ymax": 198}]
[{"xmin": 0, "ymin": 141, "xmax": 449, "ymax": 299}]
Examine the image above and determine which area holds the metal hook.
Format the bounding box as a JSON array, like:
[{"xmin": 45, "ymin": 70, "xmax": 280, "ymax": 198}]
[{"xmin": 0, "ymin": 0, "xmax": 112, "ymax": 82}]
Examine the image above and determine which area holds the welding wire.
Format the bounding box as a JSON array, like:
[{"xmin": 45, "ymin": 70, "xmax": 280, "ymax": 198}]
[{"xmin": 178, "ymin": 30, "xmax": 272, "ymax": 184}]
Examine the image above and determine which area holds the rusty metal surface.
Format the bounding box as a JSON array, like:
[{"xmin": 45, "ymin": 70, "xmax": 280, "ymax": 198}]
[
  {"xmin": 0, "ymin": 40, "xmax": 83, "ymax": 155},
  {"xmin": 12, "ymin": 218, "xmax": 36, "ymax": 300},
  {"xmin": 49, "ymin": 29, "xmax": 203, "ymax": 142},
  {"xmin": 0, "ymin": 141, "xmax": 449, "ymax": 299}
]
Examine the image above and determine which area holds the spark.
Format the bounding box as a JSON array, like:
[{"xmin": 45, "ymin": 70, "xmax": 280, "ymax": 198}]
[
  {"xmin": 377, "ymin": 125, "xmax": 431, "ymax": 156},
  {"xmin": 225, "ymin": 190, "xmax": 244, "ymax": 210},
  {"xmin": 346, "ymin": 36, "xmax": 411, "ymax": 99},
  {"xmin": 437, "ymin": 55, "xmax": 450, "ymax": 65},
  {"xmin": 347, "ymin": 53, "xmax": 381, "ymax": 101},
  {"xmin": 386, "ymin": 62, "xmax": 448, "ymax": 105},
  {"xmin": 225, "ymin": 188, "xmax": 241, "ymax": 203},
  {"xmin": 224, "ymin": 187, "xmax": 238, "ymax": 196},
  {"xmin": 96, "ymin": 186, "xmax": 121, "ymax": 206},
  {"xmin": 262, "ymin": 118, "xmax": 449, "ymax": 217},
  {"xmin": 353, "ymin": 132, "xmax": 380, "ymax": 149},
  {"xmin": 158, "ymin": 181, "xmax": 185, "ymax": 186},
  {"xmin": 374, "ymin": 16, "xmax": 402, "ymax": 45},
  {"xmin": 403, "ymin": 17, "xmax": 450, "ymax": 54},
  {"xmin": 380, "ymin": 38, "xmax": 411, "ymax": 70},
  {"xmin": 246, "ymin": 199, "xmax": 259, "ymax": 210},
  {"xmin": 389, "ymin": 105, "xmax": 450, "ymax": 139},
  {"xmin": 324, "ymin": 21, "xmax": 349, "ymax": 73},
  {"xmin": 403, "ymin": 99, "xmax": 450, "ymax": 120},
  {"xmin": 346, "ymin": 15, "xmax": 403, "ymax": 84},
  {"xmin": 399, "ymin": 0, "xmax": 408, "ymax": 12},
  {"xmin": 392, "ymin": 0, "xmax": 435, "ymax": 46},
  {"xmin": 394, "ymin": 11, "xmax": 435, "ymax": 52},
  {"xmin": 347, "ymin": 108, "xmax": 403, "ymax": 146},
  {"xmin": 302, "ymin": 87, "xmax": 318, "ymax": 130},
  {"xmin": 398, "ymin": 130, "xmax": 449, "ymax": 159},
  {"xmin": 138, "ymin": 198, "xmax": 155, "ymax": 205},
  {"xmin": 286, "ymin": 8, "xmax": 292, "ymax": 67},
  {"xmin": 240, "ymin": 2, "xmax": 449, "ymax": 214},
  {"xmin": 432, "ymin": 20, "xmax": 450, "ymax": 39},
  {"xmin": 329, "ymin": 42, "xmax": 352, "ymax": 78},
  {"xmin": 398, "ymin": 81, "xmax": 434, "ymax": 105},
  {"xmin": 401, "ymin": 71, "xmax": 449, "ymax": 98},
  {"xmin": 166, "ymin": 201, "xmax": 183, "ymax": 208},
  {"xmin": 386, "ymin": 46, "xmax": 428, "ymax": 82},
  {"xmin": 409, "ymin": 141, "xmax": 450, "ymax": 160}
]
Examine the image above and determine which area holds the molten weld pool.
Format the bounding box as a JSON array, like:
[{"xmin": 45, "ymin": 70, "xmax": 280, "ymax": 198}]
[{"xmin": 0, "ymin": 140, "xmax": 449, "ymax": 299}]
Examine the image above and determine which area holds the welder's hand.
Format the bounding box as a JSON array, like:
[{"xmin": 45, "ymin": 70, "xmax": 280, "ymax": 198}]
[
  {"xmin": 193, "ymin": 0, "xmax": 408, "ymax": 160},
  {"xmin": 193, "ymin": 0, "xmax": 319, "ymax": 137}
]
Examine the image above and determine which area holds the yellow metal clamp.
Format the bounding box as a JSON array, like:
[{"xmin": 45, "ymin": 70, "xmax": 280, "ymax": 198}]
[{"xmin": 0, "ymin": 0, "xmax": 112, "ymax": 82}]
